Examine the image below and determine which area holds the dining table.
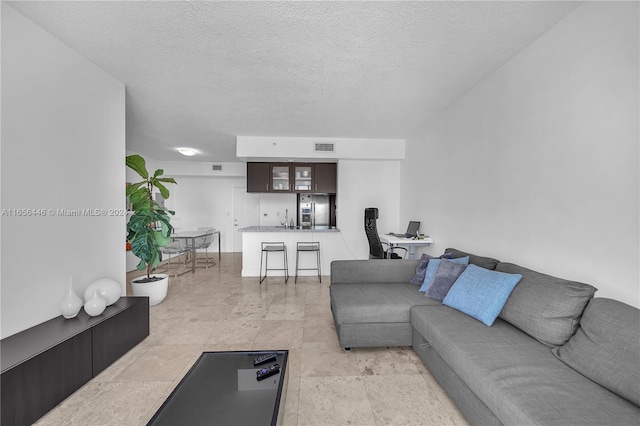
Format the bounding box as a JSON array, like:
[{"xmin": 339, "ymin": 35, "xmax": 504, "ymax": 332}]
[{"xmin": 171, "ymin": 229, "xmax": 221, "ymax": 273}]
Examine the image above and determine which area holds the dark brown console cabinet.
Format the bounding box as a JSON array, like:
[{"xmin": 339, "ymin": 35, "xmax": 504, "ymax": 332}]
[{"xmin": 1, "ymin": 297, "xmax": 149, "ymax": 426}]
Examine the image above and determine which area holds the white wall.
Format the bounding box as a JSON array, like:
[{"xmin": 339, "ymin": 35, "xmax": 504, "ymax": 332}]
[
  {"xmin": 338, "ymin": 159, "xmax": 402, "ymax": 258},
  {"xmin": 158, "ymin": 160, "xmax": 245, "ymax": 177},
  {"xmin": 237, "ymin": 136, "xmax": 405, "ymax": 161},
  {"xmin": 1, "ymin": 4, "xmax": 126, "ymax": 338},
  {"xmin": 256, "ymin": 193, "xmax": 297, "ymax": 227},
  {"xmin": 403, "ymin": 2, "xmax": 639, "ymax": 307},
  {"xmin": 163, "ymin": 175, "xmax": 246, "ymax": 253}
]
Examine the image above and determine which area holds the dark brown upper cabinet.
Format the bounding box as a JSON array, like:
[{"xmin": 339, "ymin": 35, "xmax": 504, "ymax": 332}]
[
  {"xmin": 247, "ymin": 162, "xmax": 337, "ymax": 194},
  {"xmin": 246, "ymin": 162, "xmax": 270, "ymax": 192},
  {"xmin": 314, "ymin": 163, "xmax": 337, "ymax": 193}
]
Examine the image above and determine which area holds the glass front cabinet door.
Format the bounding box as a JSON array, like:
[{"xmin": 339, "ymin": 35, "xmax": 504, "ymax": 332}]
[
  {"xmin": 294, "ymin": 165, "xmax": 313, "ymax": 192},
  {"xmin": 271, "ymin": 164, "xmax": 291, "ymax": 191}
]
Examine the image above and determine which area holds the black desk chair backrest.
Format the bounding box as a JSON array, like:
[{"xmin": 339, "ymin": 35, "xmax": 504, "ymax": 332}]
[
  {"xmin": 364, "ymin": 207, "xmax": 407, "ymax": 259},
  {"xmin": 364, "ymin": 208, "xmax": 385, "ymax": 259}
]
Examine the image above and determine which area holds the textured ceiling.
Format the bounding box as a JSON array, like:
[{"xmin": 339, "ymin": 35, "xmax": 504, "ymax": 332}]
[{"xmin": 7, "ymin": 1, "xmax": 581, "ymax": 162}]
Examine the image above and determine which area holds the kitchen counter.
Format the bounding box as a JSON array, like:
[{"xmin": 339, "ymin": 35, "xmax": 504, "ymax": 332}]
[
  {"xmin": 238, "ymin": 226, "xmax": 350, "ymax": 278},
  {"xmin": 238, "ymin": 226, "xmax": 339, "ymax": 232}
]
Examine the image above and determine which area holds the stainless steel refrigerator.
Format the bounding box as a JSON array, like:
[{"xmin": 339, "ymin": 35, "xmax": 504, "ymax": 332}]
[{"xmin": 298, "ymin": 194, "xmax": 330, "ymax": 227}]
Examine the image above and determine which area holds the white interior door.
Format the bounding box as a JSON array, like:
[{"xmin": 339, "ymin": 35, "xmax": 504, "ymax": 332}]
[{"xmin": 232, "ymin": 187, "xmax": 260, "ymax": 252}]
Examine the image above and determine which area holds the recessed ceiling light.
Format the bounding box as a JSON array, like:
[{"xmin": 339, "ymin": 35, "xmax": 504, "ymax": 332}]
[{"xmin": 177, "ymin": 147, "xmax": 198, "ymax": 156}]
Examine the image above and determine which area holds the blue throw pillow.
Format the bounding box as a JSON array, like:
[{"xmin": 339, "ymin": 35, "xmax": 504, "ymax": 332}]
[
  {"xmin": 426, "ymin": 259, "xmax": 468, "ymax": 301},
  {"xmin": 442, "ymin": 264, "xmax": 522, "ymax": 326},
  {"xmin": 419, "ymin": 256, "xmax": 469, "ymax": 292},
  {"xmin": 409, "ymin": 252, "xmax": 454, "ymax": 285}
]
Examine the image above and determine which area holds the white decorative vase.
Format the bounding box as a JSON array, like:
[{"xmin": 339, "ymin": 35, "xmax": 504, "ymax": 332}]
[
  {"xmin": 59, "ymin": 277, "xmax": 82, "ymax": 319},
  {"xmin": 84, "ymin": 290, "xmax": 107, "ymax": 317},
  {"xmin": 131, "ymin": 273, "xmax": 169, "ymax": 306},
  {"xmin": 84, "ymin": 278, "xmax": 122, "ymax": 306}
]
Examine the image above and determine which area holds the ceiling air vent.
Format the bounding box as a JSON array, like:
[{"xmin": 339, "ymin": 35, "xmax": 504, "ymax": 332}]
[
  {"xmin": 314, "ymin": 142, "xmax": 334, "ymax": 153},
  {"xmin": 212, "ymin": 164, "xmax": 222, "ymax": 171}
]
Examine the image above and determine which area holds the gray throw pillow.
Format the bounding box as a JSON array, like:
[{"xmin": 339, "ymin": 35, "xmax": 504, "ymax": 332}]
[
  {"xmin": 409, "ymin": 252, "xmax": 453, "ymax": 285},
  {"xmin": 426, "ymin": 259, "xmax": 467, "ymax": 301},
  {"xmin": 552, "ymin": 298, "xmax": 640, "ymax": 406},
  {"xmin": 496, "ymin": 262, "xmax": 597, "ymax": 347}
]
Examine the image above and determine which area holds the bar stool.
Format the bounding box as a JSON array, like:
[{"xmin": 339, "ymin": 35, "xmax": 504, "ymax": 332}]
[
  {"xmin": 259, "ymin": 242, "xmax": 288, "ymax": 284},
  {"xmin": 295, "ymin": 242, "xmax": 321, "ymax": 283}
]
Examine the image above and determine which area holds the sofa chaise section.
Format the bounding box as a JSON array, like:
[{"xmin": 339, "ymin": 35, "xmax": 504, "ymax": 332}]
[{"xmin": 330, "ymin": 259, "xmax": 440, "ymax": 348}]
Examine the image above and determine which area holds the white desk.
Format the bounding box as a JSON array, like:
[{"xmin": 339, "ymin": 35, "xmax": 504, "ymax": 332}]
[{"xmin": 379, "ymin": 234, "xmax": 434, "ymax": 259}]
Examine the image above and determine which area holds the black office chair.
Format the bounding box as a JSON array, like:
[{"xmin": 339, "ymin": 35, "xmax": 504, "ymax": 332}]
[{"xmin": 364, "ymin": 208, "xmax": 408, "ymax": 259}]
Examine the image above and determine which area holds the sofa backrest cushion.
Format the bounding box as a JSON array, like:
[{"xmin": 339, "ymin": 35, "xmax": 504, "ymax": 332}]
[
  {"xmin": 496, "ymin": 262, "xmax": 597, "ymax": 346},
  {"xmin": 552, "ymin": 298, "xmax": 640, "ymax": 407},
  {"xmin": 445, "ymin": 248, "xmax": 499, "ymax": 270},
  {"xmin": 330, "ymin": 259, "xmax": 419, "ymax": 285}
]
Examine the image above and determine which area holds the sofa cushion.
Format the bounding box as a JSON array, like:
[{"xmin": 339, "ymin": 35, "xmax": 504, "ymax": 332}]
[
  {"xmin": 331, "ymin": 259, "xmax": 419, "ymax": 285},
  {"xmin": 552, "ymin": 298, "xmax": 640, "ymax": 406},
  {"xmin": 408, "ymin": 253, "xmax": 453, "ymax": 285},
  {"xmin": 330, "ymin": 283, "xmax": 439, "ymax": 324},
  {"xmin": 410, "ymin": 305, "xmax": 640, "ymax": 425},
  {"xmin": 445, "ymin": 248, "xmax": 500, "ymax": 270},
  {"xmin": 419, "ymin": 256, "xmax": 469, "ymax": 292},
  {"xmin": 425, "ymin": 259, "xmax": 467, "ymax": 301},
  {"xmin": 442, "ymin": 265, "xmax": 522, "ymax": 326},
  {"xmin": 496, "ymin": 262, "xmax": 597, "ymax": 346}
]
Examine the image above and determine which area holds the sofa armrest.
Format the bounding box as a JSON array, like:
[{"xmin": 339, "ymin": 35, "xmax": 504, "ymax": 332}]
[{"xmin": 330, "ymin": 259, "xmax": 419, "ymax": 284}]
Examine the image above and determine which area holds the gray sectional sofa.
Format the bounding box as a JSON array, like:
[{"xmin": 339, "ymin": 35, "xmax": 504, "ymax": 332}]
[{"xmin": 330, "ymin": 248, "xmax": 640, "ymax": 425}]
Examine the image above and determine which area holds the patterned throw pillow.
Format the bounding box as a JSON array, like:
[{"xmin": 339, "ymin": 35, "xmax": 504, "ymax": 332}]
[
  {"xmin": 425, "ymin": 259, "xmax": 468, "ymax": 301},
  {"xmin": 409, "ymin": 252, "xmax": 453, "ymax": 285},
  {"xmin": 419, "ymin": 256, "xmax": 469, "ymax": 292}
]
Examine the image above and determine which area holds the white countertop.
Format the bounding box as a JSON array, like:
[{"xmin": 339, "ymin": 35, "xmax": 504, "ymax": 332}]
[{"xmin": 238, "ymin": 226, "xmax": 340, "ymax": 232}]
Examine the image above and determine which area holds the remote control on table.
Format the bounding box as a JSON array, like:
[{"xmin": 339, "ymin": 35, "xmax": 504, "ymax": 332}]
[
  {"xmin": 256, "ymin": 363, "xmax": 280, "ymax": 381},
  {"xmin": 253, "ymin": 353, "xmax": 278, "ymax": 366}
]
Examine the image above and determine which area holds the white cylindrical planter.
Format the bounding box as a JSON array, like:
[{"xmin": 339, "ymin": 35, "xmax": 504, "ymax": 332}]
[{"xmin": 131, "ymin": 274, "xmax": 169, "ymax": 306}]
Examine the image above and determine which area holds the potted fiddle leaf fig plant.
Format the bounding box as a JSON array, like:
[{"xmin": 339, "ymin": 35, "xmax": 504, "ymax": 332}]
[{"xmin": 126, "ymin": 154, "xmax": 177, "ymax": 306}]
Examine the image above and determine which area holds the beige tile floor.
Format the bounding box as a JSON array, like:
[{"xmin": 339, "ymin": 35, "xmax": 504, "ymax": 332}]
[{"xmin": 35, "ymin": 253, "xmax": 468, "ymax": 426}]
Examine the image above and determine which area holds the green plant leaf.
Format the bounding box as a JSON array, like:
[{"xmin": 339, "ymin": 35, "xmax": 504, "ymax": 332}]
[
  {"xmin": 153, "ymin": 169, "xmax": 164, "ymax": 178},
  {"xmin": 131, "ymin": 231, "xmax": 154, "ymax": 260},
  {"xmin": 126, "ymin": 155, "xmax": 149, "ymax": 179},
  {"xmin": 125, "ymin": 181, "xmax": 145, "ymax": 196},
  {"xmin": 154, "ymin": 229, "xmax": 171, "ymax": 247},
  {"xmin": 155, "ymin": 177, "xmax": 177, "ymax": 184},
  {"xmin": 154, "ymin": 181, "xmax": 171, "ymax": 200},
  {"xmin": 129, "ymin": 190, "xmax": 150, "ymax": 210},
  {"xmin": 136, "ymin": 259, "xmax": 146, "ymax": 271}
]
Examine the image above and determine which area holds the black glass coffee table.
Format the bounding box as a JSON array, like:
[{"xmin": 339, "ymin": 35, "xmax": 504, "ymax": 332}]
[{"xmin": 148, "ymin": 350, "xmax": 289, "ymax": 426}]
